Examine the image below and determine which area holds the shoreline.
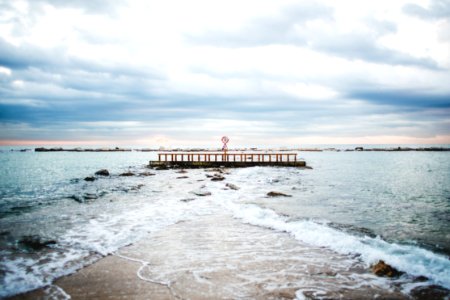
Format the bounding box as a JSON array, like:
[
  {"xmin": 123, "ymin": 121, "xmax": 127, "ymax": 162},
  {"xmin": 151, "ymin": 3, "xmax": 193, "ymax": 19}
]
[
  {"xmin": 2, "ymin": 146, "xmax": 450, "ymax": 153},
  {"xmin": 8, "ymin": 215, "xmax": 449, "ymax": 299}
]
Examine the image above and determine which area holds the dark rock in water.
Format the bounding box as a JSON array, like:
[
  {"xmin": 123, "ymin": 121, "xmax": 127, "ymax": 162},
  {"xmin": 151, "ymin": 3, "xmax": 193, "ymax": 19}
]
[
  {"xmin": 130, "ymin": 184, "xmax": 145, "ymax": 191},
  {"xmin": 180, "ymin": 198, "xmax": 195, "ymax": 202},
  {"xmin": 139, "ymin": 172, "xmax": 155, "ymax": 176},
  {"xmin": 371, "ymin": 260, "xmax": 402, "ymax": 277},
  {"xmin": 84, "ymin": 176, "xmax": 96, "ymax": 182},
  {"xmin": 69, "ymin": 195, "xmax": 84, "ymax": 203},
  {"xmin": 191, "ymin": 190, "xmax": 212, "ymax": 196},
  {"xmin": 83, "ymin": 193, "xmax": 98, "ymax": 200},
  {"xmin": 355, "ymin": 147, "xmax": 364, "ymax": 151},
  {"xmin": 155, "ymin": 166, "xmax": 169, "ymax": 170},
  {"xmin": 120, "ymin": 172, "xmax": 135, "ymax": 176},
  {"xmin": 70, "ymin": 178, "xmax": 80, "ymax": 184},
  {"xmin": 410, "ymin": 284, "xmax": 450, "ymax": 299},
  {"xmin": 205, "ymin": 174, "xmax": 213, "ymax": 178},
  {"xmin": 211, "ymin": 174, "xmax": 225, "ymax": 181},
  {"xmin": 177, "ymin": 176, "xmax": 189, "ymax": 179},
  {"xmin": 267, "ymin": 191, "xmax": 292, "ymax": 197},
  {"xmin": 18, "ymin": 235, "xmax": 56, "ymax": 251},
  {"xmin": 95, "ymin": 169, "xmax": 110, "ymax": 176},
  {"xmin": 226, "ymin": 183, "xmax": 240, "ymax": 190},
  {"xmin": 177, "ymin": 169, "xmax": 188, "ymax": 174}
]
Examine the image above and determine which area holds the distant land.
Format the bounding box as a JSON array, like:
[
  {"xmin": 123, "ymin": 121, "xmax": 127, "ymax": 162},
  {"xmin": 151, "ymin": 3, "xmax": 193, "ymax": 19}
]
[{"xmin": 3, "ymin": 146, "xmax": 450, "ymax": 152}]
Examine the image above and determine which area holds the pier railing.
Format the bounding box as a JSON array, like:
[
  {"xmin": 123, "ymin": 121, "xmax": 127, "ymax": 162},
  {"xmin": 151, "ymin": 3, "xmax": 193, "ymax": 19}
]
[{"xmin": 157, "ymin": 152, "xmax": 297, "ymax": 163}]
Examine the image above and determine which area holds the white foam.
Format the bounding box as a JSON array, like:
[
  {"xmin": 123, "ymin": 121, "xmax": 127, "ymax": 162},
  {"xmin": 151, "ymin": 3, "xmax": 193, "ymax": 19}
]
[
  {"xmin": 0, "ymin": 248, "xmax": 97, "ymax": 298},
  {"xmin": 223, "ymin": 201, "xmax": 450, "ymax": 290}
]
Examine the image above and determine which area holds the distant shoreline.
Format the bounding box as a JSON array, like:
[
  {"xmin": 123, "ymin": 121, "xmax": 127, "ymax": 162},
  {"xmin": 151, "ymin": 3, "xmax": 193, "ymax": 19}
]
[{"xmin": 4, "ymin": 146, "xmax": 450, "ymax": 152}]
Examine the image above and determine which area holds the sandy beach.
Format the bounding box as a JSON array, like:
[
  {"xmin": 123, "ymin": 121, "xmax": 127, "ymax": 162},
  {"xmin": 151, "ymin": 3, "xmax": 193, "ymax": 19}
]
[{"xmin": 13, "ymin": 214, "xmax": 415, "ymax": 300}]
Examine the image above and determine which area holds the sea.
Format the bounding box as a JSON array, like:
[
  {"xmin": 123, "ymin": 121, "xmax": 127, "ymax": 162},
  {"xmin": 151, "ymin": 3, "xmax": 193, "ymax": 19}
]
[{"xmin": 0, "ymin": 145, "xmax": 449, "ymax": 298}]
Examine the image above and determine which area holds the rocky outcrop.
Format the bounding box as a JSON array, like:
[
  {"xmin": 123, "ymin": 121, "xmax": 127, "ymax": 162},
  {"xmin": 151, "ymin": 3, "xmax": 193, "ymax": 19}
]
[
  {"xmin": 19, "ymin": 235, "xmax": 56, "ymax": 251},
  {"xmin": 95, "ymin": 169, "xmax": 110, "ymax": 176},
  {"xmin": 84, "ymin": 176, "xmax": 96, "ymax": 182},
  {"xmin": 119, "ymin": 172, "xmax": 135, "ymax": 177},
  {"xmin": 211, "ymin": 174, "xmax": 225, "ymax": 181},
  {"xmin": 267, "ymin": 191, "xmax": 292, "ymax": 197},
  {"xmin": 371, "ymin": 260, "xmax": 402, "ymax": 277}
]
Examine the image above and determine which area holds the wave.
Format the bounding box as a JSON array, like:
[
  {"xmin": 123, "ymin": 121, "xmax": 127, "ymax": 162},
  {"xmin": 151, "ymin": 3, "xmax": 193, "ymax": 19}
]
[{"xmin": 225, "ymin": 201, "xmax": 450, "ymax": 290}]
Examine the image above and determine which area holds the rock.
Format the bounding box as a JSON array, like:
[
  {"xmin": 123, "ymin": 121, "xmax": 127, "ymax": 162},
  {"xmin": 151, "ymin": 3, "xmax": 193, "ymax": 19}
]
[
  {"xmin": 83, "ymin": 193, "xmax": 98, "ymax": 200},
  {"xmin": 120, "ymin": 172, "xmax": 135, "ymax": 176},
  {"xmin": 84, "ymin": 176, "xmax": 96, "ymax": 182},
  {"xmin": 95, "ymin": 169, "xmax": 110, "ymax": 176},
  {"xmin": 410, "ymin": 285, "xmax": 450, "ymax": 299},
  {"xmin": 69, "ymin": 195, "xmax": 84, "ymax": 203},
  {"xmin": 211, "ymin": 173, "xmax": 225, "ymax": 181},
  {"xmin": 371, "ymin": 260, "xmax": 401, "ymax": 277},
  {"xmin": 191, "ymin": 190, "xmax": 212, "ymax": 196},
  {"xmin": 225, "ymin": 183, "xmax": 240, "ymax": 190},
  {"xmin": 177, "ymin": 170, "xmax": 188, "ymax": 174},
  {"xmin": 180, "ymin": 198, "xmax": 195, "ymax": 202},
  {"xmin": 139, "ymin": 172, "xmax": 155, "ymax": 176},
  {"xmin": 130, "ymin": 184, "xmax": 145, "ymax": 191},
  {"xmin": 205, "ymin": 174, "xmax": 213, "ymax": 178},
  {"xmin": 177, "ymin": 176, "xmax": 189, "ymax": 179},
  {"xmin": 18, "ymin": 235, "xmax": 56, "ymax": 251},
  {"xmin": 211, "ymin": 175, "xmax": 225, "ymax": 181},
  {"xmin": 267, "ymin": 191, "xmax": 292, "ymax": 197}
]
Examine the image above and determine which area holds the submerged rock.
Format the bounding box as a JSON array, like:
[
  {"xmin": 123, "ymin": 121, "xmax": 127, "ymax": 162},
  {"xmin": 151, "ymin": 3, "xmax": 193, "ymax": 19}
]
[
  {"xmin": 18, "ymin": 235, "xmax": 56, "ymax": 251},
  {"xmin": 191, "ymin": 190, "xmax": 212, "ymax": 196},
  {"xmin": 139, "ymin": 172, "xmax": 155, "ymax": 176},
  {"xmin": 120, "ymin": 171, "xmax": 135, "ymax": 176},
  {"xmin": 177, "ymin": 176, "xmax": 189, "ymax": 179},
  {"xmin": 69, "ymin": 195, "xmax": 84, "ymax": 203},
  {"xmin": 226, "ymin": 183, "xmax": 240, "ymax": 190},
  {"xmin": 177, "ymin": 169, "xmax": 188, "ymax": 174},
  {"xmin": 83, "ymin": 193, "xmax": 98, "ymax": 200},
  {"xmin": 130, "ymin": 184, "xmax": 145, "ymax": 191},
  {"xmin": 371, "ymin": 260, "xmax": 402, "ymax": 277},
  {"xmin": 267, "ymin": 191, "xmax": 292, "ymax": 197},
  {"xmin": 95, "ymin": 169, "xmax": 110, "ymax": 176},
  {"xmin": 211, "ymin": 175, "xmax": 225, "ymax": 181},
  {"xmin": 84, "ymin": 176, "xmax": 96, "ymax": 182},
  {"xmin": 180, "ymin": 198, "xmax": 196, "ymax": 202},
  {"xmin": 410, "ymin": 285, "xmax": 450, "ymax": 299}
]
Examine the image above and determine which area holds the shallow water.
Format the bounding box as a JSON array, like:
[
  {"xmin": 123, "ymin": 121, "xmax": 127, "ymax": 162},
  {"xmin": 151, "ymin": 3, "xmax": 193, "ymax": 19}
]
[{"xmin": 0, "ymin": 148, "xmax": 449, "ymax": 297}]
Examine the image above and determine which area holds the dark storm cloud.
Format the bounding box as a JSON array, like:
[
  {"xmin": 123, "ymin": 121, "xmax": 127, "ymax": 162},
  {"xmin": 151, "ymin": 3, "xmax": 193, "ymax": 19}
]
[
  {"xmin": 348, "ymin": 89, "xmax": 450, "ymax": 109},
  {"xmin": 403, "ymin": 0, "xmax": 450, "ymax": 20}
]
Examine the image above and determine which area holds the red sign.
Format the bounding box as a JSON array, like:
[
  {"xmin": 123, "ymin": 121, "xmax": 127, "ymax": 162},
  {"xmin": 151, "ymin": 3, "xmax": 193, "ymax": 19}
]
[{"xmin": 221, "ymin": 136, "xmax": 229, "ymax": 151}]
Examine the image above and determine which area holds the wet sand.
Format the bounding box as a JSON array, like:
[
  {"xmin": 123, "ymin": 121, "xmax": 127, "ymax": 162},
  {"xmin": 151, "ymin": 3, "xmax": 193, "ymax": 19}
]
[{"xmin": 13, "ymin": 215, "xmax": 411, "ymax": 299}]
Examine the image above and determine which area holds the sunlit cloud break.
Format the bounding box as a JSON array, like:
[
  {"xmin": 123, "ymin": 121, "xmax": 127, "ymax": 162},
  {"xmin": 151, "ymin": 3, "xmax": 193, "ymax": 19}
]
[{"xmin": 0, "ymin": 0, "xmax": 449, "ymax": 146}]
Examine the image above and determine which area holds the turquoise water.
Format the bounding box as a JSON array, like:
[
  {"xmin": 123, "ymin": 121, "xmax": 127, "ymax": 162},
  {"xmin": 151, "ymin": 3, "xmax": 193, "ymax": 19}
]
[{"xmin": 0, "ymin": 147, "xmax": 449, "ymax": 297}]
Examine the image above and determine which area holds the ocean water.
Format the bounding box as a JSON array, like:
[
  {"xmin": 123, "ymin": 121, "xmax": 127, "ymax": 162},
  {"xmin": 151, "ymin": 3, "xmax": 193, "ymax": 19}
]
[{"xmin": 0, "ymin": 148, "xmax": 449, "ymax": 298}]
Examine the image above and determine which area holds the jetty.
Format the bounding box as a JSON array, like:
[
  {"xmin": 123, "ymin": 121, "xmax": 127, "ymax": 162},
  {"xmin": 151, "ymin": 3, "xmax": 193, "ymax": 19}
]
[{"xmin": 149, "ymin": 152, "xmax": 306, "ymax": 169}]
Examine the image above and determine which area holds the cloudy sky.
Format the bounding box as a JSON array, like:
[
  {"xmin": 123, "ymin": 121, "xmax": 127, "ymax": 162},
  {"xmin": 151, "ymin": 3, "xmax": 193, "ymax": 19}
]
[{"xmin": 0, "ymin": 0, "xmax": 449, "ymax": 147}]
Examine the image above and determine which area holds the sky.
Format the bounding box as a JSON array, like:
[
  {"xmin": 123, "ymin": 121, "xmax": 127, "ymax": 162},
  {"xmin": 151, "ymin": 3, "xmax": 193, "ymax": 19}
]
[{"xmin": 0, "ymin": 0, "xmax": 449, "ymax": 147}]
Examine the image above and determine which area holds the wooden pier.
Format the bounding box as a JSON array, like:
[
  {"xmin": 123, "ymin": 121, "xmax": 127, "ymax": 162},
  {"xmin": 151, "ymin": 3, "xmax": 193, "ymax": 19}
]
[{"xmin": 149, "ymin": 152, "xmax": 306, "ymax": 169}]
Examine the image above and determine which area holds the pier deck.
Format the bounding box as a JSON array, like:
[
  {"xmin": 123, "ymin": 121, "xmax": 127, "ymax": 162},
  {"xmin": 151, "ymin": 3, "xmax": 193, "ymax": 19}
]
[{"xmin": 149, "ymin": 152, "xmax": 306, "ymax": 169}]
